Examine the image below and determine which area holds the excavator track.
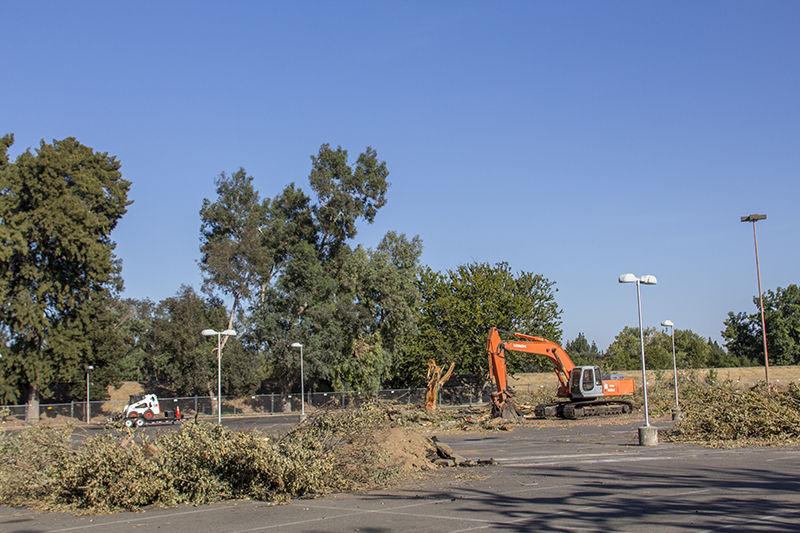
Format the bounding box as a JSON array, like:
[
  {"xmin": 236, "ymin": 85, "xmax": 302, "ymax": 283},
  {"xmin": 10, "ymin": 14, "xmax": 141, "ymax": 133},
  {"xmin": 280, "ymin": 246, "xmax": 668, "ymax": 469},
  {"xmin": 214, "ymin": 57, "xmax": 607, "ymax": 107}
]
[{"xmin": 534, "ymin": 400, "xmax": 632, "ymax": 420}]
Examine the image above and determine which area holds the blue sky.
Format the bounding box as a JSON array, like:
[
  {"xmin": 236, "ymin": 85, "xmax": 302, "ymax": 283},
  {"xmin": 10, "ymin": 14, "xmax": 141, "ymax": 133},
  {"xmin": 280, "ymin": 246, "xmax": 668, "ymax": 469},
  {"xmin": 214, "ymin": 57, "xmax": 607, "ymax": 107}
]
[{"xmin": 2, "ymin": 2, "xmax": 798, "ymax": 348}]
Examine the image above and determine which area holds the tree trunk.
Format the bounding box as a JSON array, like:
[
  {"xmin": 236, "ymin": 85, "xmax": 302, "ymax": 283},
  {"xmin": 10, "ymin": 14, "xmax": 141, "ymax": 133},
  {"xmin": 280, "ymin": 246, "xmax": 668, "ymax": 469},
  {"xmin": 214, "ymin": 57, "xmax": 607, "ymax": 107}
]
[
  {"xmin": 25, "ymin": 384, "xmax": 40, "ymax": 423},
  {"xmin": 219, "ymin": 296, "xmax": 239, "ymax": 351}
]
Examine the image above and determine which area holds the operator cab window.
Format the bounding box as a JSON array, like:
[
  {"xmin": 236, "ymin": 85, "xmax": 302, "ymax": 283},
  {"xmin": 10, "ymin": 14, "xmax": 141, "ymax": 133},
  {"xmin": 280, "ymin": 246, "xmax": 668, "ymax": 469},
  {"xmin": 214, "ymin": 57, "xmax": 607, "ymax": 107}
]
[{"xmin": 582, "ymin": 369, "xmax": 595, "ymax": 391}]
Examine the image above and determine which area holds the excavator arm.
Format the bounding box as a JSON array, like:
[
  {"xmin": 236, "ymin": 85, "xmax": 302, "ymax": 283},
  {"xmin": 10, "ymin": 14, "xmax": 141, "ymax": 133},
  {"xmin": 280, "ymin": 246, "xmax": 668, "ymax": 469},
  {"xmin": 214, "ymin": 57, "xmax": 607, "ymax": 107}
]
[{"xmin": 487, "ymin": 327, "xmax": 576, "ymax": 400}]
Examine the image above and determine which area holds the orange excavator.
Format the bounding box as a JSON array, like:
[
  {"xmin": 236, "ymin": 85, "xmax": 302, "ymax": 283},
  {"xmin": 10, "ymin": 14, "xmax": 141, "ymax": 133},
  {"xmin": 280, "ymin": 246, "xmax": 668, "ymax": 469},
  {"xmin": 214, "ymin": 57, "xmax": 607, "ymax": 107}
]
[{"xmin": 487, "ymin": 327, "xmax": 636, "ymax": 419}]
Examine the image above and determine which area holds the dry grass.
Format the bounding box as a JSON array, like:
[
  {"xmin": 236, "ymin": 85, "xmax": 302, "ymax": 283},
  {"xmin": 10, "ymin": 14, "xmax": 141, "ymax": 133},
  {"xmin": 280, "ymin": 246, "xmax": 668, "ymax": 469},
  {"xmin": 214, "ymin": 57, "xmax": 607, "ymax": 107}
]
[{"xmin": 508, "ymin": 365, "xmax": 800, "ymax": 391}]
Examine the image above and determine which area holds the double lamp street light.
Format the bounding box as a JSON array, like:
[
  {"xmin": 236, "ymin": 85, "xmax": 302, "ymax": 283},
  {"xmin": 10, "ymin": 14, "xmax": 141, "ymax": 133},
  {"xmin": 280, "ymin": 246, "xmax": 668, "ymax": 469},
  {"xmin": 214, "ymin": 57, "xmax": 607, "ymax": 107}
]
[
  {"xmin": 201, "ymin": 328, "xmax": 238, "ymax": 425},
  {"xmin": 619, "ymin": 273, "xmax": 659, "ymax": 446},
  {"xmin": 200, "ymin": 329, "xmax": 306, "ymax": 424}
]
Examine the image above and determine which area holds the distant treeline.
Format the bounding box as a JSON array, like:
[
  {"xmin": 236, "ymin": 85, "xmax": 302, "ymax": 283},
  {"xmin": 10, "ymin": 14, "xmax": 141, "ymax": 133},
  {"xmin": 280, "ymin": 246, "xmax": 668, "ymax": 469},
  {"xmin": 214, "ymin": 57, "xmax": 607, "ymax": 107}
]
[{"xmin": 0, "ymin": 135, "xmax": 796, "ymax": 406}]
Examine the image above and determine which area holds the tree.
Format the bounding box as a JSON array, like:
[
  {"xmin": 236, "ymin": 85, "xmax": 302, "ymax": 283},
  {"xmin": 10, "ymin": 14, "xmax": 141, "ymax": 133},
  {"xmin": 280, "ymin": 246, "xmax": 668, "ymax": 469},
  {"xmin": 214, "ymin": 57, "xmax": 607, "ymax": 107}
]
[
  {"xmin": 605, "ymin": 326, "xmax": 741, "ymax": 371},
  {"xmin": 722, "ymin": 284, "xmax": 800, "ymax": 366},
  {"xmin": 565, "ymin": 332, "xmax": 602, "ymax": 365},
  {"xmin": 197, "ymin": 144, "xmax": 419, "ymax": 394},
  {"xmin": 397, "ymin": 262, "xmax": 562, "ymax": 385},
  {"xmin": 199, "ymin": 169, "xmax": 270, "ymax": 332},
  {"xmin": 245, "ymin": 145, "xmax": 418, "ymax": 393},
  {"xmin": 0, "ymin": 135, "xmax": 130, "ymax": 418},
  {"xmin": 143, "ymin": 286, "xmax": 261, "ymax": 397},
  {"xmin": 309, "ymin": 144, "xmax": 388, "ymax": 257}
]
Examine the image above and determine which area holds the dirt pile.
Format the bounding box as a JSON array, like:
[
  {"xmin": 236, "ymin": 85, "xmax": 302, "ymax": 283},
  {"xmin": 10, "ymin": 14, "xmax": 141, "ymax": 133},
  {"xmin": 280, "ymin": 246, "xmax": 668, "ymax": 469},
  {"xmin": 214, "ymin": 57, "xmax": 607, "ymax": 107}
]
[
  {"xmin": 383, "ymin": 403, "xmax": 519, "ymax": 432},
  {"xmin": 0, "ymin": 402, "xmax": 492, "ymax": 514},
  {"xmin": 667, "ymin": 382, "xmax": 800, "ymax": 446}
]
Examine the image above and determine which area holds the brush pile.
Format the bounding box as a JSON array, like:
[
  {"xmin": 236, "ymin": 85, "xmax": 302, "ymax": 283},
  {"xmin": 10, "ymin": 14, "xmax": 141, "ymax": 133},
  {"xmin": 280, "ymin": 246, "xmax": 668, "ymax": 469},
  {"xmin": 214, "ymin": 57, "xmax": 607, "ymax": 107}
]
[
  {"xmin": 668, "ymin": 382, "xmax": 800, "ymax": 446},
  {"xmin": 0, "ymin": 402, "xmax": 490, "ymax": 514}
]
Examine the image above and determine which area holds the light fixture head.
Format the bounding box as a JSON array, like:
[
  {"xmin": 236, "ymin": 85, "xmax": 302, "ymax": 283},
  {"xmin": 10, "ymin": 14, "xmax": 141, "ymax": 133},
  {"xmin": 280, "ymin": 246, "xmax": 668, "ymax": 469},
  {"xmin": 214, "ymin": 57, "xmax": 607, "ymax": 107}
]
[
  {"xmin": 291, "ymin": 342, "xmax": 303, "ymax": 348},
  {"xmin": 661, "ymin": 319, "xmax": 674, "ymax": 328},
  {"xmin": 221, "ymin": 329, "xmax": 237, "ymax": 336},
  {"xmin": 740, "ymin": 214, "xmax": 766, "ymax": 223},
  {"xmin": 87, "ymin": 365, "xmax": 94, "ymax": 370},
  {"xmin": 618, "ymin": 273, "xmax": 638, "ymax": 283},
  {"xmin": 201, "ymin": 329, "xmax": 218, "ymax": 336},
  {"xmin": 639, "ymin": 275, "xmax": 658, "ymax": 285}
]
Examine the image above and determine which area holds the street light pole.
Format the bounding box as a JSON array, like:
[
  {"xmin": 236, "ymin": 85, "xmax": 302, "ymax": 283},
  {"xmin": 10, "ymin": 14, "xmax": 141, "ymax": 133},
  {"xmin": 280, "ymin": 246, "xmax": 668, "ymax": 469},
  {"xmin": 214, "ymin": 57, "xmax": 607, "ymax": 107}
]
[
  {"xmin": 661, "ymin": 320, "xmax": 679, "ymax": 419},
  {"xmin": 201, "ymin": 328, "xmax": 238, "ymax": 425},
  {"xmin": 740, "ymin": 214, "xmax": 769, "ymax": 385},
  {"xmin": 85, "ymin": 365, "xmax": 94, "ymax": 423},
  {"xmin": 291, "ymin": 342, "xmax": 306, "ymax": 420},
  {"xmin": 634, "ymin": 279, "xmax": 650, "ymax": 428},
  {"xmin": 217, "ymin": 332, "xmax": 222, "ymax": 425},
  {"xmin": 619, "ymin": 273, "xmax": 657, "ymax": 444}
]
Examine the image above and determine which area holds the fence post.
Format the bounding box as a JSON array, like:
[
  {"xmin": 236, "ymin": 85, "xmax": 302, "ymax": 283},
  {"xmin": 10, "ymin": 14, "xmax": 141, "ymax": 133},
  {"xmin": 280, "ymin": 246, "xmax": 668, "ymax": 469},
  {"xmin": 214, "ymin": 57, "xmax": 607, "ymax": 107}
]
[
  {"xmin": 194, "ymin": 395, "xmax": 198, "ymax": 414},
  {"xmin": 70, "ymin": 401, "xmax": 74, "ymax": 420},
  {"xmin": 406, "ymin": 388, "xmax": 411, "ymax": 404}
]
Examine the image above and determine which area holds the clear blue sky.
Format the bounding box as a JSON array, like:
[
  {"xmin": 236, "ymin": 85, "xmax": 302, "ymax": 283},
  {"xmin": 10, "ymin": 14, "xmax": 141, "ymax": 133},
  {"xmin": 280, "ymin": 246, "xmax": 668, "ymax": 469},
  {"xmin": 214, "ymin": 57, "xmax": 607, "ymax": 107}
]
[{"xmin": 2, "ymin": 2, "xmax": 798, "ymax": 348}]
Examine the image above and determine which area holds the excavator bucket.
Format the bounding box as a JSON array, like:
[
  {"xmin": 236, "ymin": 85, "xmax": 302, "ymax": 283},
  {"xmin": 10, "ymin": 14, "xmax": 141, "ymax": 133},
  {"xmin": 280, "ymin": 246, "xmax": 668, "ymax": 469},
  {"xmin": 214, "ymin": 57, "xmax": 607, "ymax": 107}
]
[{"xmin": 490, "ymin": 393, "xmax": 520, "ymax": 421}]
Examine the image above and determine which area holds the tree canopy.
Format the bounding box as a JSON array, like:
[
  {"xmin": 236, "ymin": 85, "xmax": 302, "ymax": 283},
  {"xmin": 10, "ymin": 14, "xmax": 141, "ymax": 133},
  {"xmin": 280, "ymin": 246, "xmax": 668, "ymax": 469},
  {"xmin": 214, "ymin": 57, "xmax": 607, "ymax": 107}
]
[
  {"xmin": 723, "ymin": 284, "xmax": 800, "ymax": 365},
  {"xmin": 603, "ymin": 326, "xmax": 734, "ymax": 371},
  {"xmin": 396, "ymin": 262, "xmax": 562, "ymax": 384},
  {"xmin": 0, "ymin": 135, "xmax": 130, "ymax": 414}
]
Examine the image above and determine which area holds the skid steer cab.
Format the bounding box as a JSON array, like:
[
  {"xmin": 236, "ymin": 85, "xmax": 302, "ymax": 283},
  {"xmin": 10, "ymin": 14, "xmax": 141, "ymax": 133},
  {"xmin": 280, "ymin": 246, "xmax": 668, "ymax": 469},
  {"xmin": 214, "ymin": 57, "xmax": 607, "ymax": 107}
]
[{"xmin": 122, "ymin": 394, "xmax": 183, "ymax": 428}]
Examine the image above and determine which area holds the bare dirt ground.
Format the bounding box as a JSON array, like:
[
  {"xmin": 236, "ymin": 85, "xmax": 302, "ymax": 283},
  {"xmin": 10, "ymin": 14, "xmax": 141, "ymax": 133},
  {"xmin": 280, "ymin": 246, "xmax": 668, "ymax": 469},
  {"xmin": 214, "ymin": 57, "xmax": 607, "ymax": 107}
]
[{"xmin": 509, "ymin": 365, "xmax": 800, "ymax": 390}]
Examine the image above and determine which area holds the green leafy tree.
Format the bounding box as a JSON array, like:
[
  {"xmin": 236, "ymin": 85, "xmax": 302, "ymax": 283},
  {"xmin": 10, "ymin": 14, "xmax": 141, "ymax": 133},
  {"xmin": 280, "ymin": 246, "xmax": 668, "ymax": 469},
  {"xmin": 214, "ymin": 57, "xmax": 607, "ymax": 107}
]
[
  {"xmin": 397, "ymin": 262, "xmax": 562, "ymax": 384},
  {"xmin": 0, "ymin": 135, "xmax": 130, "ymax": 418},
  {"xmin": 722, "ymin": 284, "xmax": 800, "ymax": 366},
  {"xmin": 143, "ymin": 286, "xmax": 261, "ymax": 397},
  {"xmin": 310, "ymin": 144, "xmax": 388, "ymax": 256},
  {"xmin": 54, "ymin": 294, "xmax": 154, "ymax": 401},
  {"xmin": 565, "ymin": 332, "xmax": 602, "ymax": 365},
  {"xmin": 199, "ymin": 168, "xmax": 271, "ymax": 330},
  {"xmin": 605, "ymin": 326, "xmax": 740, "ymax": 371},
  {"xmin": 247, "ymin": 145, "xmax": 418, "ymax": 393}
]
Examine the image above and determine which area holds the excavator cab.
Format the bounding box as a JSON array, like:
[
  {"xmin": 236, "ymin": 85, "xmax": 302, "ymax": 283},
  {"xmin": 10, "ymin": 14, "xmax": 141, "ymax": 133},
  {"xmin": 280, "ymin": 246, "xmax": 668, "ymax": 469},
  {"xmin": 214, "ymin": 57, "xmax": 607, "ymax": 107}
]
[{"xmin": 569, "ymin": 366, "xmax": 604, "ymax": 399}]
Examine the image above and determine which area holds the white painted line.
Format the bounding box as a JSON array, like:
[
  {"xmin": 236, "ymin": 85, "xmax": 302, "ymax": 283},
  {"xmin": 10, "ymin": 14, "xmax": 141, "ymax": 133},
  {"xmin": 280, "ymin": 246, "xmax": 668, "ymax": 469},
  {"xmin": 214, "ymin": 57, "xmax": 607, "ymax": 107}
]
[
  {"xmin": 228, "ymin": 497, "xmax": 467, "ymax": 533},
  {"xmin": 227, "ymin": 509, "xmax": 367, "ymax": 532},
  {"xmin": 506, "ymin": 455, "xmax": 676, "ymax": 467},
  {"xmin": 495, "ymin": 452, "xmax": 631, "ymax": 462},
  {"xmin": 703, "ymin": 510, "xmax": 800, "ymax": 532},
  {"xmin": 48, "ymin": 504, "xmax": 245, "ymax": 532},
  {"xmin": 307, "ymin": 504, "xmax": 503, "ymax": 525}
]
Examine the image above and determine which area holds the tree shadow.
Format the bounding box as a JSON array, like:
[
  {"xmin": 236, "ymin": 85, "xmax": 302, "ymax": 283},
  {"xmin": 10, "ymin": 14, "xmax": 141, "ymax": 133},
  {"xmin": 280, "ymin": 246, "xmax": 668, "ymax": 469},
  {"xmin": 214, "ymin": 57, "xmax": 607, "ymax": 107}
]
[{"xmin": 358, "ymin": 463, "xmax": 800, "ymax": 531}]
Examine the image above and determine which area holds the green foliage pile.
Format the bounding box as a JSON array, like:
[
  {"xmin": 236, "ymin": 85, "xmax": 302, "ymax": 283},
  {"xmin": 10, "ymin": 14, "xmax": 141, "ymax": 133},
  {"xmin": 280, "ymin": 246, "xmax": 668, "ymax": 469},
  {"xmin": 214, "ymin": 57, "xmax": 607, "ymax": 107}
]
[
  {"xmin": 0, "ymin": 403, "xmax": 427, "ymax": 514},
  {"xmin": 668, "ymin": 382, "xmax": 800, "ymax": 446}
]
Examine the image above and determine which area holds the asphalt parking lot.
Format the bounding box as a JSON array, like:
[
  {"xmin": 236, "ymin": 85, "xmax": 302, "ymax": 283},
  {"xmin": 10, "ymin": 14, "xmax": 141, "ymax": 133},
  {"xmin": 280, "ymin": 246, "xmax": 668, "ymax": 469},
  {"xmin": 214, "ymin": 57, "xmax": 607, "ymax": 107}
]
[{"xmin": 2, "ymin": 420, "xmax": 799, "ymax": 532}]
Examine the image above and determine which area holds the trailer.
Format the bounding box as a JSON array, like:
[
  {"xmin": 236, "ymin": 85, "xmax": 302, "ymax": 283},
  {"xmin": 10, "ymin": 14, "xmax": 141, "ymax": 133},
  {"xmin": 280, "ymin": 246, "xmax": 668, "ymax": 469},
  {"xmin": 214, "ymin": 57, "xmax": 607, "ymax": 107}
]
[{"xmin": 122, "ymin": 393, "xmax": 184, "ymax": 428}]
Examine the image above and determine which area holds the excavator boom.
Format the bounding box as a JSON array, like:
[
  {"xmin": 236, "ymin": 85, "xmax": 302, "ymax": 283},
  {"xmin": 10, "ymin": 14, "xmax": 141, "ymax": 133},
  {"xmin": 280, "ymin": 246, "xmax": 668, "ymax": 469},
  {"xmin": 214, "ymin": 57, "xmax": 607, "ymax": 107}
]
[{"xmin": 487, "ymin": 327, "xmax": 636, "ymax": 419}]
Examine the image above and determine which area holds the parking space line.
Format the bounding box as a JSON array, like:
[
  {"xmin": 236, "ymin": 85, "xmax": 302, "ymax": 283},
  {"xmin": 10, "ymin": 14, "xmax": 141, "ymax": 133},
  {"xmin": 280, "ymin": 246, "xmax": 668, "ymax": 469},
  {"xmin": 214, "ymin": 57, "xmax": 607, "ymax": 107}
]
[
  {"xmin": 495, "ymin": 452, "xmax": 631, "ymax": 462},
  {"xmin": 506, "ymin": 455, "xmax": 676, "ymax": 467},
  {"xmin": 48, "ymin": 504, "xmax": 245, "ymax": 532}
]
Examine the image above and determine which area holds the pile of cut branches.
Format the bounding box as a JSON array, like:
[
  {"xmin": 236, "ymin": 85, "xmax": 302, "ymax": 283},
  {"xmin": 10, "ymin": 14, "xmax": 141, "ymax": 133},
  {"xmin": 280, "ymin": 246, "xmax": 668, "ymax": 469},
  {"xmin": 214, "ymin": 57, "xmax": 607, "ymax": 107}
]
[
  {"xmin": 0, "ymin": 402, "xmax": 441, "ymax": 513},
  {"xmin": 667, "ymin": 382, "xmax": 800, "ymax": 446}
]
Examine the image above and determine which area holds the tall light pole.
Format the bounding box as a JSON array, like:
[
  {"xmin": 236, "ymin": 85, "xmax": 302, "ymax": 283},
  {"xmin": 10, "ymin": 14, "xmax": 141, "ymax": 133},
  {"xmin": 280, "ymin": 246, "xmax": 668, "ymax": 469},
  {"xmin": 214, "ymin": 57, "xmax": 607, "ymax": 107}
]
[
  {"xmin": 201, "ymin": 328, "xmax": 238, "ymax": 424},
  {"xmin": 85, "ymin": 365, "xmax": 94, "ymax": 423},
  {"xmin": 619, "ymin": 273, "xmax": 658, "ymax": 432},
  {"xmin": 661, "ymin": 320, "xmax": 680, "ymax": 419},
  {"xmin": 291, "ymin": 342, "xmax": 306, "ymax": 420},
  {"xmin": 740, "ymin": 213, "xmax": 770, "ymax": 385}
]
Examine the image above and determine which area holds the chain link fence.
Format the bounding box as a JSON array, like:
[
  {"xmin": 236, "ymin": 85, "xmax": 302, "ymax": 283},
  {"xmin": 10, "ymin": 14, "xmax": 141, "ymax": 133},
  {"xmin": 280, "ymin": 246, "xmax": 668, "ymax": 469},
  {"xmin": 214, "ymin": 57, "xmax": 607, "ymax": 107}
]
[{"xmin": 0, "ymin": 385, "xmax": 502, "ymax": 425}]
